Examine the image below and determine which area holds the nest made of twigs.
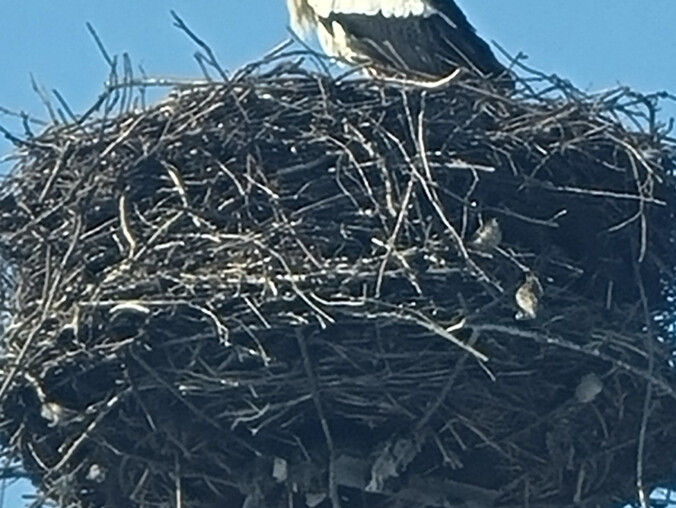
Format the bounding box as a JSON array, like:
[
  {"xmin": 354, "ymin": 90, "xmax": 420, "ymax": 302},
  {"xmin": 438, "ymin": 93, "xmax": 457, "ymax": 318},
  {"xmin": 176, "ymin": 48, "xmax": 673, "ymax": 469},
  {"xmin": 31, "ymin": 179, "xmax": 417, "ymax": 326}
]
[{"xmin": 0, "ymin": 57, "xmax": 675, "ymax": 508}]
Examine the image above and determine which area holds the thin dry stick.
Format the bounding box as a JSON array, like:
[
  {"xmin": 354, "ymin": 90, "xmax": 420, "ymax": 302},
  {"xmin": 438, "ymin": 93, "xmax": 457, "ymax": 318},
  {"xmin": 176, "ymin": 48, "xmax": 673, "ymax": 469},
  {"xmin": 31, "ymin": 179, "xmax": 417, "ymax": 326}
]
[
  {"xmin": 295, "ymin": 329, "xmax": 341, "ymax": 508},
  {"xmin": 171, "ymin": 11, "xmax": 228, "ymax": 81},
  {"xmin": 634, "ymin": 261, "xmax": 656, "ymax": 508}
]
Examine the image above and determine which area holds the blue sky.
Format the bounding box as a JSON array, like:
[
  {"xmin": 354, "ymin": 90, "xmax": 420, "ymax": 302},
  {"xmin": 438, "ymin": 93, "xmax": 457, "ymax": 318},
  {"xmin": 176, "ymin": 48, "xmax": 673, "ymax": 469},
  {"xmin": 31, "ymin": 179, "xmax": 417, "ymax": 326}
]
[{"xmin": 1, "ymin": 1, "xmax": 675, "ymax": 505}]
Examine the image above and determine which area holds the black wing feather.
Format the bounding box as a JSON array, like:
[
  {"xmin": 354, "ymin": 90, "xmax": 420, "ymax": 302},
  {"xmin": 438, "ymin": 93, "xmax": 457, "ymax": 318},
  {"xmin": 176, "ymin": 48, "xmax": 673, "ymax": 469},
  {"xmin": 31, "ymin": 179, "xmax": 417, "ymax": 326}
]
[
  {"xmin": 430, "ymin": 0, "xmax": 507, "ymax": 76},
  {"xmin": 321, "ymin": 0, "xmax": 509, "ymax": 81}
]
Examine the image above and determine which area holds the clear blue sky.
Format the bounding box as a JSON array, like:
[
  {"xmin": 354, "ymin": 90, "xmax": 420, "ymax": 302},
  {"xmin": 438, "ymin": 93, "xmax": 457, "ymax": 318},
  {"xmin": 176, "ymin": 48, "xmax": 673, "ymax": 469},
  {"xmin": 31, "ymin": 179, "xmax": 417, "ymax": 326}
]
[{"xmin": 1, "ymin": 1, "xmax": 675, "ymax": 506}]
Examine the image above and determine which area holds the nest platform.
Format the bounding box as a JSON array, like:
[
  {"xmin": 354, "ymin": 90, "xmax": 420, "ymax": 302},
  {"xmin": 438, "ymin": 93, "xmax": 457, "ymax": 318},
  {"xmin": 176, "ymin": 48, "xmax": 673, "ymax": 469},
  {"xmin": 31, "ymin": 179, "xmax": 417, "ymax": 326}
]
[{"xmin": 0, "ymin": 59, "xmax": 675, "ymax": 507}]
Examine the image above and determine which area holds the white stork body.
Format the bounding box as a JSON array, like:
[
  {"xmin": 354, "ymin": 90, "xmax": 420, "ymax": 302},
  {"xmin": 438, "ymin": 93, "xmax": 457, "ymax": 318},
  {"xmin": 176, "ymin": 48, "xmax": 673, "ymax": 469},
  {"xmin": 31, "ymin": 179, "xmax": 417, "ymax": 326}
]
[{"xmin": 287, "ymin": 0, "xmax": 510, "ymax": 82}]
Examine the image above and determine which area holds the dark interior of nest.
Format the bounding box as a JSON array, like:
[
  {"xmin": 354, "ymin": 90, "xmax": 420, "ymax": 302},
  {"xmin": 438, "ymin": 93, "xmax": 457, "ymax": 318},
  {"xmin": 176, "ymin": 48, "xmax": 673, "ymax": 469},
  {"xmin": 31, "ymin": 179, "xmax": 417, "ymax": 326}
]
[{"xmin": 0, "ymin": 60, "xmax": 675, "ymax": 508}]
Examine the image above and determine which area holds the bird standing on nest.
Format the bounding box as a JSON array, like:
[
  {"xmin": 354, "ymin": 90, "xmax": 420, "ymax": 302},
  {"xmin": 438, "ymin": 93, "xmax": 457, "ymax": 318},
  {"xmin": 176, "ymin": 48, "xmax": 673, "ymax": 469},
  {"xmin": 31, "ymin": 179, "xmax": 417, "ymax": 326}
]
[
  {"xmin": 515, "ymin": 272, "xmax": 543, "ymax": 320},
  {"xmin": 469, "ymin": 217, "xmax": 502, "ymax": 252},
  {"xmin": 286, "ymin": 0, "xmax": 512, "ymax": 85}
]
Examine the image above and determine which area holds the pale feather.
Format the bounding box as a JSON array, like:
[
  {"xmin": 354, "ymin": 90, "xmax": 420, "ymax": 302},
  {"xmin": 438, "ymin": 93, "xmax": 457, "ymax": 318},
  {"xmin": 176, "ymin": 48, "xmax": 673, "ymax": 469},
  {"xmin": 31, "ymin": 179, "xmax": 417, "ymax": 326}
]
[{"xmin": 306, "ymin": 0, "xmax": 436, "ymax": 20}]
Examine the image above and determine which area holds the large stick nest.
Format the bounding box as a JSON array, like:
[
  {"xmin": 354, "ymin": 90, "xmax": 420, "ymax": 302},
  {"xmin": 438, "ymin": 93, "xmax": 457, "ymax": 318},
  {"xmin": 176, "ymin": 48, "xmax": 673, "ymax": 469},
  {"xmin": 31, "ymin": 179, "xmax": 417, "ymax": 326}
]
[{"xmin": 0, "ymin": 58, "xmax": 675, "ymax": 508}]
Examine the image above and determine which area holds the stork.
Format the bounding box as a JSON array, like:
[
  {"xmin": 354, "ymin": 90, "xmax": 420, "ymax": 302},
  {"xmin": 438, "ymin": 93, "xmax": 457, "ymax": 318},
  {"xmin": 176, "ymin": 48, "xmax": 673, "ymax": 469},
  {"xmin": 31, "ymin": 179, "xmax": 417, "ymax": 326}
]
[{"xmin": 286, "ymin": 0, "xmax": 511, "ymax": 84}]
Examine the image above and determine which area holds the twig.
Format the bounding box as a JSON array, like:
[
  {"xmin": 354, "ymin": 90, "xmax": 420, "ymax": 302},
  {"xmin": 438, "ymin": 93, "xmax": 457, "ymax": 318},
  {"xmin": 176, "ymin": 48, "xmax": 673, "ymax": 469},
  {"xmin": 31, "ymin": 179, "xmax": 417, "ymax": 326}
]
[
  {"xmin": 171, "ymin": 11, "xmax": 228, "ymax": 81},
  {"xmin": 295, "ymin": 329, "xmax": 341, "ymax": 508}
]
